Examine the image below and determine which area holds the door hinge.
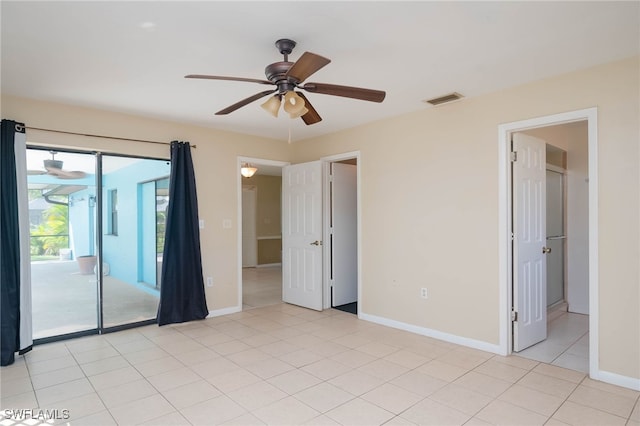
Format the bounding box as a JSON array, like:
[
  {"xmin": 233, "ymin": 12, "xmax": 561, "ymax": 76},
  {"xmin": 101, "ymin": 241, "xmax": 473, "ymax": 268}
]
[
  {"xmin": 510, "ymin": 151, "xmax": 518, "ymax": 162},
  {"xmin": 511, "ymin": 310, "xmax": 518, "ymax": 322}
]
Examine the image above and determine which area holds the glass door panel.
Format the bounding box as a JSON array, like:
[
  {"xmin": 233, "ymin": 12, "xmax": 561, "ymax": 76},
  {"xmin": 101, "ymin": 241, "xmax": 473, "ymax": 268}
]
[
  {"xmin": 156, "ymin": 178, "xmax": 169, "ymax": 290},
  {"xmin": 101, "ymin": 155, "xmax": 170, "ymax": 328},
  {"xmin": 27, "ymin": 149, "xmax": 98, "ymax": 339}
]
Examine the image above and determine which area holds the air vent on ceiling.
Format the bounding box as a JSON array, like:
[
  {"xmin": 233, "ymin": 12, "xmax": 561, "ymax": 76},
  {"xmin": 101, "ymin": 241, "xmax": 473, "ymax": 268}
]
[{"xmin": 424, "ymin": 92, "xmax": 464, "ymax": 106}]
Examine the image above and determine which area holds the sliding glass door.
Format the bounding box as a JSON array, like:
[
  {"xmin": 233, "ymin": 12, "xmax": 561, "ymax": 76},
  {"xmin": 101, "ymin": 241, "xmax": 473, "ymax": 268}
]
[
  {"xmin": 27, "ymin": 148, "xmax": 170, "ymax": 340},
  {"xmin": 27, "ymin": 149, "xmax": 98, "ymax": 339}
]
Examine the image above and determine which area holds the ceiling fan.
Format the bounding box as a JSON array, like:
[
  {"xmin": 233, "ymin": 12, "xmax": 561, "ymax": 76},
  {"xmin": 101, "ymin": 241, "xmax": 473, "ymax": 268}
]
[
  {"xmin": 185, "ymin": 38, "xmax": 386, "ymax": 125},
  {"xmin": 28, "ymin": 151, "xmax": 87, "ymax": 179}
]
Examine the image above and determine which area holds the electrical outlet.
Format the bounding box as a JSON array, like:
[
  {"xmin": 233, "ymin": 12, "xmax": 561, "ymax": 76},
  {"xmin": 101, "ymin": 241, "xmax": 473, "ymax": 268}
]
[
  {"xmin": 420, "ymin": 288, "xmax": 428, "ymax": 299},
  {"xmin": 206, "ymin": 277, "xmax": 213, "ymax": 287}
]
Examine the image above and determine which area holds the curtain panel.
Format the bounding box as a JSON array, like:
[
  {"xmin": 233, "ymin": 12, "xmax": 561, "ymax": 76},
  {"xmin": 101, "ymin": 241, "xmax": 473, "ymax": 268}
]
[
  {"xmin": 157, "ymin": 141, "xmax": 209, "ymax": 325},
  {"xmin": 1, "ymin": 119, "xmax": 32, "ymax": 366}
]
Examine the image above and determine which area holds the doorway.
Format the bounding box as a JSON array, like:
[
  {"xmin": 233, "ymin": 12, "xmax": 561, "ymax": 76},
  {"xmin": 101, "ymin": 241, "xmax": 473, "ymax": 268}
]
[
  {"xmin": 267, "ymin": 152, "xmax": 361, "ymax": 314},
  {"xmin": 328, "ymin": 159, "xmax": 358, "ymax": 315},
  {"xmin": 238, "ymin": 157, "xmax": 288, "ymax": 310},
  {"xmin": 512, "ymin": 124, "xmax": 590, "ymax": 373},
  {"xmin": 498, "ymin": 108, "xmax": 597, "ymax": 377}
]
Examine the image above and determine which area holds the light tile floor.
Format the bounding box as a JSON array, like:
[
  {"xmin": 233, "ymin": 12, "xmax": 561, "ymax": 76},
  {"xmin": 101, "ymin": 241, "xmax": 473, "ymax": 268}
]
[
  {"xmin": 242, "ymin": 266, "xmax": 282, "ymax": 310},
  {"xmin": 516, "ymin": 312, "xmax": 589, "ymax": 374},
  {"xmin": 1, "ymin": 304, "xmax": 639, "ymax": 425}
]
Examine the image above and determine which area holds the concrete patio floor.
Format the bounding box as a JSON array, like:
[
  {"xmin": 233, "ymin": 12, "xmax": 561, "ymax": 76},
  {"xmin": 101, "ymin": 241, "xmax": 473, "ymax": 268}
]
[{"xmin": 31, "ymin": 260, "xmax": 159, "ymax": 339}]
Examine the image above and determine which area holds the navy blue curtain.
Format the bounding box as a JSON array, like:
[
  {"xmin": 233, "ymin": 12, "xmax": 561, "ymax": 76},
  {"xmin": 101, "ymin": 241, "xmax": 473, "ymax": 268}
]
[
  {"xmin": 157, "ymin": 141, "xmax": 208, "ymax": 325},
  {"xmin": 1, "ymin": 120, "xmax": 23, "ymax": 365}
]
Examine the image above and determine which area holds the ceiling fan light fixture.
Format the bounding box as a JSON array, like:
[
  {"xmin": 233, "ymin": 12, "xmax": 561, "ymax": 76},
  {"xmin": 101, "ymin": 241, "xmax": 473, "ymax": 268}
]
[
  {"xmin": 240, "ymin": 163, "xmax": 258, "ymax": 178},
  {"xmin": 288, "ymin": 106, "xmax": 309, "ymax": 119},
  {"xmin": 283, "ymin": 91, "xmax": 307, "ymax": 119},
  {"xmin": 261, "ymin": 95, "xmax": 281, "ymax": 117}
]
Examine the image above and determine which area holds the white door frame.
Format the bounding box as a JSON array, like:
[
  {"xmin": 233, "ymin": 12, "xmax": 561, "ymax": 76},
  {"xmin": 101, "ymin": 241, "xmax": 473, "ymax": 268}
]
[
  {"xmin": 237, "ymin": 156, "xmax": 290, "ymax": 309},
  {"xmin": 498, "ymin": 108, "xmax": 599, "ymax": 379},
  {"xmin": 321, "ymin": 151, "xmax": 361, "ymax": 312}
]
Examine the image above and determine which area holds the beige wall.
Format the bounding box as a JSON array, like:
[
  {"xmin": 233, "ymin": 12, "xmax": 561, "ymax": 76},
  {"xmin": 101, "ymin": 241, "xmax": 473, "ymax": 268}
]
[
  {"xmin": 257, "ymin": 239, "xmax": 282, "ymax": 265},
  {"xmin": 249, "ymin": 175, "xmax": 282, "ymax": 238},
  {"xmin": 242, "ymin": 174, "xmax": 282, "ymax": 265},
  {"xmin": 3, "ymin": 55, "xmax": 638, "ymax": 382},
  {"xmin": 2, "ymin": 95, "xmax": 292, "ymax": 312},
  {"xmin": 290, "ymin": 56, "xmax": 639, "ymax": 380}
]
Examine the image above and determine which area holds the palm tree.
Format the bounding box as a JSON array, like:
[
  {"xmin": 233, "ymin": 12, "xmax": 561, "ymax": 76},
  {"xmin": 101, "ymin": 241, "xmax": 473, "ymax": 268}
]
[{"xmin": 32, "ymin": 203, "xmax": 69, "ymax": 256}]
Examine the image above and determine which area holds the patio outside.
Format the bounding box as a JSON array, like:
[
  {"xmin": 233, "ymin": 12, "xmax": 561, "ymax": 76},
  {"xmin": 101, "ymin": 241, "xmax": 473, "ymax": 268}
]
[{"xmin": 31, "ymin": 260, "xmax": 159, "ymax": 339}]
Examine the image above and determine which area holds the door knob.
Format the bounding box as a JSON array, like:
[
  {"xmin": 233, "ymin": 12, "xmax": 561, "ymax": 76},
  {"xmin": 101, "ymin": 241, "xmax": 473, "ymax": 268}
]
[
  {"xmin": 542, "ymin": 247, "xmax": 552, "ymax": 254},
  {"xmin": 310, "ymin": 240, "xmax": 322, "ymax": 246}
]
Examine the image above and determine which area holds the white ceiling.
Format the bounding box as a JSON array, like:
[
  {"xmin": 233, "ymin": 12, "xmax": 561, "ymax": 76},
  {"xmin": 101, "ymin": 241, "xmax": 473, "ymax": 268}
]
[{"xmin": 2, "ymin": 1, "xmax": 639, "ymax": 143}]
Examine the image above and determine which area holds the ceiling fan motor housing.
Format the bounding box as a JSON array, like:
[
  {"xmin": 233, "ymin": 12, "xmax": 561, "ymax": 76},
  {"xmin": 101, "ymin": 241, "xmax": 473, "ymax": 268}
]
[
  {"xmin": 266, "ymin": 38, "xmax": 300, "ymax": 94},
  {"xmin": 44, "ymin": 159, "xmax": 63, "ymax": 169},
  {"xmin": 265, "ymin": 62, "xmax": 297, "ymax": 94}
]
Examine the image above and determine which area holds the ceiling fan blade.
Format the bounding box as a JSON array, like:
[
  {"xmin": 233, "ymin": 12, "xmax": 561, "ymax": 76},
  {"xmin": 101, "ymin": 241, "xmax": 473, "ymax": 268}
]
[
  {"xmin": 55, "ymin": 170, "xmax": 87, "ymax": 179},
  {"xmin": 215, "ymin": 90, "xmax": 277, "ymax": 115},
  {"xmin": 285, "ymin": 52, "xmax": 331, "ymax": 83},
  {"xmin": 296, "ymin": 93, "xmax": 322, "ymax": 125},
  {"xmin": 185, "ymin": 74, "xmax": 273, "ymax": 85},
  {"xmin": 45, "ymin": 167, "xmax": 87, "ymax": 179},
  {"xmin": 302, "ymin": 82, "xmax": 386, "ymax": 103}
]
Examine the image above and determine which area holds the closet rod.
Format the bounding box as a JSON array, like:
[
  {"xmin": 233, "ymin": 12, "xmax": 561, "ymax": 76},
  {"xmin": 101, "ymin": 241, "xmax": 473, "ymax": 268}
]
[{"xmin": 25, "ymin": 126, "xmax": 197, "ymax": 148}]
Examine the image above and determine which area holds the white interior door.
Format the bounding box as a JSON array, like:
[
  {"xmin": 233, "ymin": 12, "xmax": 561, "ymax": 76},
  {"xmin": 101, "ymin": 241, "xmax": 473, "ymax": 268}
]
[
  {"xmin": 331, "ymin": 163, "xmax": 358, "ymax": 307},
  {"xmin": 513, "ymin": 133, "xmax": 548, "ymax": 351},
  {"xmin": 242, "ymin": 186, "xmax": 257, "ymax": 268},
  {"xmin": 282, "ymin": 161, "xmax": 323, "ymax": 310}
]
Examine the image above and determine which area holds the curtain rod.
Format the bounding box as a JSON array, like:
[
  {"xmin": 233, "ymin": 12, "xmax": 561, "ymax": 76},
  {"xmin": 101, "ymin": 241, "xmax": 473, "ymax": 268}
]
[{"xmin": 25, "ymin": 126, "xmax": 197, "ymax": 148}]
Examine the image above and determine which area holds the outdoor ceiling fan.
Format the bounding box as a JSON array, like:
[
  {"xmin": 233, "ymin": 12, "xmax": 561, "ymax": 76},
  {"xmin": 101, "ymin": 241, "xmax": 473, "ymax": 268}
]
[
  {"xmin": 185, "ymin": 38, "xmax": 386, "ymax": 125},
  {"xmin": 27, "ymin": 151, "xmax": 87, "ymax": 179}
]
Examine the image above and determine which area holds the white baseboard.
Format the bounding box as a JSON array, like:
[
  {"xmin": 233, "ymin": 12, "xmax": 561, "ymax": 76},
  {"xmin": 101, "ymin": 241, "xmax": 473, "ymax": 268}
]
[
  {"xmin": 359, "ymin": 312, "xmax": 504, "ymax": 355},
  {"xmin": 257, "ymin": 263, "xmax": 282, "ymax": 268},
  {"xmin": 207, "ymin": 305, "xmax": 241, "ymax": 318},
  {"xmin": 596, "ymin": 369, "xmax": 640, "ymax": 391}
]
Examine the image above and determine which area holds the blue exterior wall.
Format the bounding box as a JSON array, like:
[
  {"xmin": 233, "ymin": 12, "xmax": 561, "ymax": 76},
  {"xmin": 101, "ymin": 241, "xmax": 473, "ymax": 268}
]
[
  {"xmin": 68, "ymin": 186, "xmax": 96, "ymax": 259},
  {"xmin": 101, "ymin": 158, "xmax": 170, "ymax": 288}
]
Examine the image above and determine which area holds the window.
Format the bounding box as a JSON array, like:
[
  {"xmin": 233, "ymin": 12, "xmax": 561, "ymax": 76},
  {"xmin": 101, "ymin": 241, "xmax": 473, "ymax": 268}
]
[{"xmin": 108, "ymin": 189, "xmax": 118, "ymax": 235}]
